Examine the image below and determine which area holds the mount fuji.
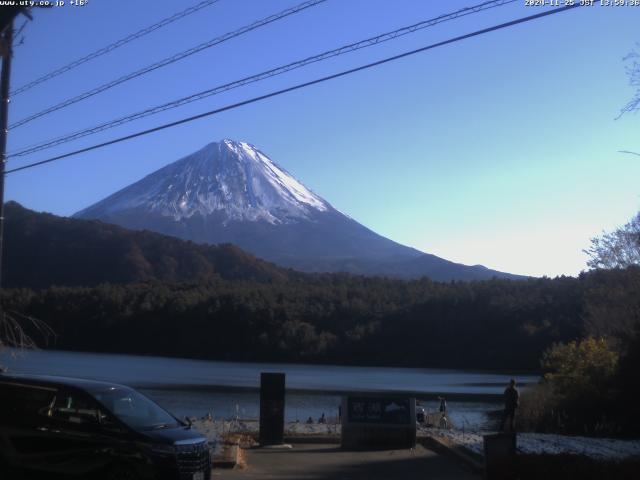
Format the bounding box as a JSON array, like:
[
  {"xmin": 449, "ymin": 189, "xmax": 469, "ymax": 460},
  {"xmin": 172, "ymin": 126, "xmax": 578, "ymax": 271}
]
[{"xmin": 74, "ymin": 139, "xmax": 521, "ymax": 281}]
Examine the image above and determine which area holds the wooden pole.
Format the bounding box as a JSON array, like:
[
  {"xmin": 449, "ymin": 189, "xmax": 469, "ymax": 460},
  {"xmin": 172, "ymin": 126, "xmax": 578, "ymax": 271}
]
[{"xmin": 0, "ymin": 20, "xmax": 13, "ymax": 289}]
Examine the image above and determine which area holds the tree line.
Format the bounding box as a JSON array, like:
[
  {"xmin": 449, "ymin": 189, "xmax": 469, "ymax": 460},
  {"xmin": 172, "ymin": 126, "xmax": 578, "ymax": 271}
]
[{"xmin": 2, "ymin": 266, "xmax": 638, "ymax": 372}]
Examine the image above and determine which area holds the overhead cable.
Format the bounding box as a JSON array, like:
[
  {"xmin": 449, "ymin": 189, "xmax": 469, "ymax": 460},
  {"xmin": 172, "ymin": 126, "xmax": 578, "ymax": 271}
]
[
  {"xmin": 5, "ymin": 4, "xmax": 580, "ymax": 175},
  {"xmin": 11, "ymin": 0, "xmax": 223, "ymax": 96},
  {"xmin": 8, "ymin": 0, "xmax": 327, "ymax": 129},
  {"xmin": 8, "ymin": 0, "xmax": 517, "ymax": 158}
]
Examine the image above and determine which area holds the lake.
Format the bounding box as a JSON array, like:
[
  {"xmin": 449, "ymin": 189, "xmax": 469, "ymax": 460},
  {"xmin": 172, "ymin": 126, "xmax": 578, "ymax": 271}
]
[{"xmin": 0, "ymin": 349, "xmax": 539, "ymax": 430}]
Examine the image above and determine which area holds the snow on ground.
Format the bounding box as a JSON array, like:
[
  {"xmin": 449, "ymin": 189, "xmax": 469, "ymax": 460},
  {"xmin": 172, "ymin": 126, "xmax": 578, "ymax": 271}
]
[
  {"xmin": 286, "ymin": 421, "xmax": 341, "ymax": 436},
  {"xmin": 191, "ymin": 419, "xmax": 339, "ymax": 442},
  {"xmin": 428, "ymin": 429, "xmax": 640, "ymax": 460},
  {"xmin": 191, "ymin": 419, "xmax": 640, "ymax": 461}
]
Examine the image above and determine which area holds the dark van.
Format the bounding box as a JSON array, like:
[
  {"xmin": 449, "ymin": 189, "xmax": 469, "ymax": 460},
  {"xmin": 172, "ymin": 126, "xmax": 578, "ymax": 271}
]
[{"xmin": 0, "ymin": 374, "xmax": 212, "ymax": 480}]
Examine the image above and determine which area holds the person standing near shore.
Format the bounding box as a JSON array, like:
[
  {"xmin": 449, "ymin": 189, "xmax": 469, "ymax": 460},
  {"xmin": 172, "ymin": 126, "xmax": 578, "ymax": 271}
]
[
  {"xmin": 416, "ymin": 401, "xmax": 425, "ymax": 423},
  {"xmin": 438, "ymin": 397, "xmax": 447, "ymax": 414},
  {"xmin": 437, "ymin": 397, "xmax": 448, "ymax": 428},
  {"xmin": 500, "ymin": 378, "xmax": 520, "ymax": 432}
]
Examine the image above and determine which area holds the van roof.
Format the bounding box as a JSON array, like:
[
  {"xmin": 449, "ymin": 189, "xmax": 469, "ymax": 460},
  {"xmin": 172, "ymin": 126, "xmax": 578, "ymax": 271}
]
[{"xmin": 0, "ymin": 373, "xmax": 132, "ymax": 393}]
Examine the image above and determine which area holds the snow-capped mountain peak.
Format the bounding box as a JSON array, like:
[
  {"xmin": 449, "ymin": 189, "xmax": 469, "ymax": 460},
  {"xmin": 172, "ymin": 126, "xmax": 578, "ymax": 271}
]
[
  {"xmin": 221, "ymin": 139, "xmax": 327, "ymax": 213},
  {"xmin": 74, "ymin": 138, "xmax": 524, "ymax": 281},
  {"xmin": 75, "ymin": 139, "xmax": 329, "ymax": 225}
]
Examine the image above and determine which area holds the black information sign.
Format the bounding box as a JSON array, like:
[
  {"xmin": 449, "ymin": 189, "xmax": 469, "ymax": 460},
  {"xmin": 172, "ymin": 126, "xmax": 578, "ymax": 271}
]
[
  {"xmin": 347, "ymin": 397, "xmax": 411, "ymax": 425},
  {"xmin": 259, "ymin": 372, "xmax": 285, "ymax": 446}
]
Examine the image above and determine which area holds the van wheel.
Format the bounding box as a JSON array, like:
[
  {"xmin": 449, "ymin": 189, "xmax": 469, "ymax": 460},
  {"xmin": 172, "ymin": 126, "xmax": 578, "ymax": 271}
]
[{"xmin": 107, "ymin": 464, "xmax": 139, "ymax": 480}]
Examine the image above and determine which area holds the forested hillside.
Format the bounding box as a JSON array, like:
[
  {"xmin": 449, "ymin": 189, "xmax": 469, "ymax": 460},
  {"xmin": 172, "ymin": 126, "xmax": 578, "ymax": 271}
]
[
  {"xmin": 3, "ymin": 201, "xmax": 638, "ymax": 371},
  {"xmin": 3, "ymin": 267, "xmax": 638, "ymax": 371},
  {"xmin": 3, "ymin": 201, "xmax": 293, "ymax": 288}
]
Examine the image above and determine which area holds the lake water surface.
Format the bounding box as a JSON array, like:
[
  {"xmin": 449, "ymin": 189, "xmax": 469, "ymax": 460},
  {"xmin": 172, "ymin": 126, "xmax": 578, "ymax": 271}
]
[{"xmin": 0, "ymin": 349, "xmax": 538, "ymax": 430}]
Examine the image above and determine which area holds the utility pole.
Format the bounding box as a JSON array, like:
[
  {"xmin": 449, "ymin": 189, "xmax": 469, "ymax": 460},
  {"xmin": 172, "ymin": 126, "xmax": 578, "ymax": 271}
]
[{"xmin": 0, "ymin": 20, "xmax": 12, "ymax": 289}]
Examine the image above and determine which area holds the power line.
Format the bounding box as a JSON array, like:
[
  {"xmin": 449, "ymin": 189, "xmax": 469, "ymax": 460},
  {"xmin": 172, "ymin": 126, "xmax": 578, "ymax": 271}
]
[
  {"xmin": 9, "ymin": 0, "xmax": 327, "ymax": 130},
  {"xmin": 8, "ymin": 0, "xmax": 517, "ymax": 159},
  {"xmin": 10, "ymin": 0, "xmax": 222, "ymax": 97},
  {"xmin": 5, "ymin": 4, "xmax": 580, "ymax": 176}
]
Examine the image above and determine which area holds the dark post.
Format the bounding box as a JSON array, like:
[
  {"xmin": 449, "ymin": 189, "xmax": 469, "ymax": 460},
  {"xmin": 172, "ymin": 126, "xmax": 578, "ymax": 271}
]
[
  {"xmin": 259, "ymin": 372, "xmax": 285, "ymax": 446},
  {"xmin": 0, "ymin": 20, "xmax": 13, "ymax": 289}
]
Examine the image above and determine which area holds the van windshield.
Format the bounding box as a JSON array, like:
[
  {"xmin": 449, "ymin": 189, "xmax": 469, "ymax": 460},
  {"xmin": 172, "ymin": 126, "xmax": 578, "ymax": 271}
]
[{"xmin": 93, "ymin": 387, "xmax": 180, "ymax": 431}]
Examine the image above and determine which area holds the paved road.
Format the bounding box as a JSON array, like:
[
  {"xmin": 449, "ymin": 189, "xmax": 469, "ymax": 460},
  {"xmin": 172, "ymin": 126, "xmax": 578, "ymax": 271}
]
[{"xmin": 213, "ymin": 443, "xmax": 480, "ymax": 480}]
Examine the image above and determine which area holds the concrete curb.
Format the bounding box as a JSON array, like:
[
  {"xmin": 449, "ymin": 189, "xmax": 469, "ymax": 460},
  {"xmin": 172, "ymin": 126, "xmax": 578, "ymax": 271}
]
[
  {"xmin": 284, "ymin": 435, "xmax": 341, "ymax": 444},
  {"xmin": 420, "ymin": 435, "xmax": 484, "ymax": 474}
]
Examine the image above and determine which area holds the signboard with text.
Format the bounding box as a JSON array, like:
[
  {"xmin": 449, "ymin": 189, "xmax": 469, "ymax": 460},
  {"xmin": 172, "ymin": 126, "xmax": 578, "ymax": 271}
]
[
  {"xmin": 346, "ymin": 397, "xmax": 411, "ymax": 425},
  {"xmin": 341, "ymin": 395, "xmax": 416, "ymax": 449}
]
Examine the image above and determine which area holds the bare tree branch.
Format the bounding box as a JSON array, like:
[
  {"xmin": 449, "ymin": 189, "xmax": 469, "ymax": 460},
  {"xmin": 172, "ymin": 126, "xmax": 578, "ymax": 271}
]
[
  {"xmin": 0, "ymin": 308, "xmax": 56, "ymax": 370},
  {"xmin": 618, "ymin": 44, "xmax": 640, "ymax": 118},
  {"xmin": 584, "ymin": 212, "xmax": 640, "ymax": 269},
  {"xmin": 618, "ymin": 150, "xmax": 640, "ymax": 157}
]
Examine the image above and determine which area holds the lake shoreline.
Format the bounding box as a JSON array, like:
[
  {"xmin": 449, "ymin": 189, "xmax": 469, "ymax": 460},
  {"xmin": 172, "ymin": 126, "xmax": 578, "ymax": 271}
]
[
  {"xmin": 23, "ymin": 346, "xmax": 541, "ymax": 376},
  {"xmin": 1, "ymin": 348, "xmax": 539, "ymax": 398},
  {"xmin": 138, "ymin": 383, "xmax": 508, "ymax": 402},
  {"xmin": 0, "ymin": 348, "xmax": 535, "ymax": 429}
]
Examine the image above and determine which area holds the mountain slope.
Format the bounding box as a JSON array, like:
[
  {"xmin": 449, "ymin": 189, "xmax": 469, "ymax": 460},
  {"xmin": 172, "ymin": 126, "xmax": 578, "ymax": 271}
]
[
  {"xmin": 75, "ymin": 139, "xmax": 330, "ymax": 225},
  {"xmin": 74, "ymin": 139, "xmax": 523, "ymax": 281},
  {"xmin": 3, "ymin": 201, "xmax": 292, "ymax": 289}
]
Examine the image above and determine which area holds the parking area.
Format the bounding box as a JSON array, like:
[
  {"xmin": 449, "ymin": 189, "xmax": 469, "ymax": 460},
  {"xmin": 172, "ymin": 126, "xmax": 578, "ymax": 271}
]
[{"xmin": 213, "ymin": 443, "xmax": 480, "ymax": 480}]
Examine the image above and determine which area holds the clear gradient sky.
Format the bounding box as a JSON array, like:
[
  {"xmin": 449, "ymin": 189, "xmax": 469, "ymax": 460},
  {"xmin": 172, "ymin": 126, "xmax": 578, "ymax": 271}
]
[{"xmin": 4, "ymin": 0, "xmax": 640, "ymax": 278}]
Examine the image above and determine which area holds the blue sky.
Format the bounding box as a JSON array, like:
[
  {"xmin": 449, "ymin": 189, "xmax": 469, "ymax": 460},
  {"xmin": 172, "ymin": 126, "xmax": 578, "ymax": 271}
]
[{"xmin": 5, "ymin": 0, "xmax": 640, "ymax": 277}]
